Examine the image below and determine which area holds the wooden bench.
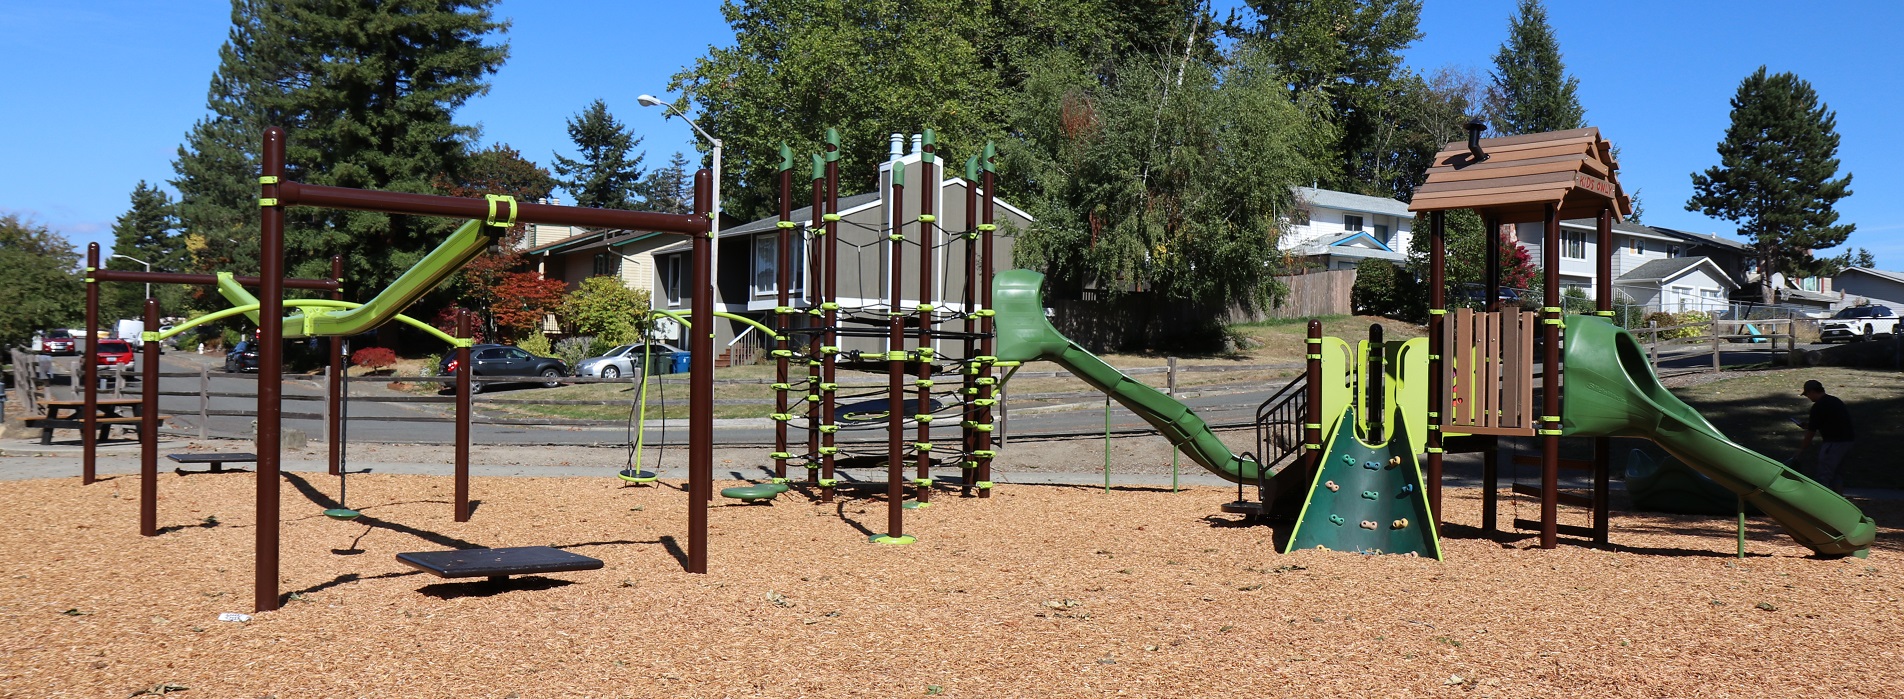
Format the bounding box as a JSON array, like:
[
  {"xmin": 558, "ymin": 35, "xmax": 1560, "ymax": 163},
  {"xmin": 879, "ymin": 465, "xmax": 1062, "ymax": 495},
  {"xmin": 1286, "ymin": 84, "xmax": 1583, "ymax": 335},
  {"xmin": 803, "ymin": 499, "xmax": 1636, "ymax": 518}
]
[
  {"xmin": 166, "ymin": 452, "xmax": 257, "ymax": 474},
  {"xmin": 21, "ymin": 415, "xmax": 171, "ymax": 445},
  {"xmin": 395, "ymin": 546, "xmax": 603, "ymax": 584}
]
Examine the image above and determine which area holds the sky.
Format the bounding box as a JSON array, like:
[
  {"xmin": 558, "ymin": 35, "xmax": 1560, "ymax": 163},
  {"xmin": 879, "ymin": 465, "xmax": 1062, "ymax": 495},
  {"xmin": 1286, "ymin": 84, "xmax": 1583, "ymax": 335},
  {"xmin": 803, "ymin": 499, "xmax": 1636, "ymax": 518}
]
[{"xmin": 2, "ymin": 1, "xmax": 1900, "ymax": 268}]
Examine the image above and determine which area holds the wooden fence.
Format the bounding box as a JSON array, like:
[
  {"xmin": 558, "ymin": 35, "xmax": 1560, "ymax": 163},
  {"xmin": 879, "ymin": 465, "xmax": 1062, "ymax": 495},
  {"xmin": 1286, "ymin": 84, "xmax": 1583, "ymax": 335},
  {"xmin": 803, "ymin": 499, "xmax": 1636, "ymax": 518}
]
[{"xmin": 1255, "ymin": 269, "xmax": 1355, "ymax": 320}]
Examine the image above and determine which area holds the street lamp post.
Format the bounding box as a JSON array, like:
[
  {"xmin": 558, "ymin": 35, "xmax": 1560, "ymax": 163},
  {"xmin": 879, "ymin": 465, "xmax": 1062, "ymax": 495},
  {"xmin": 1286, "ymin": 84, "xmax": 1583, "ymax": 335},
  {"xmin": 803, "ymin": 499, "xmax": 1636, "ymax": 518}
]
[
  {"xmin": 638, "ymin": 93, "xmax": 721, "ymax": 243},
  {"xmin": 111, "ymin": 254, "xmax": 151, "ymax": 300}
]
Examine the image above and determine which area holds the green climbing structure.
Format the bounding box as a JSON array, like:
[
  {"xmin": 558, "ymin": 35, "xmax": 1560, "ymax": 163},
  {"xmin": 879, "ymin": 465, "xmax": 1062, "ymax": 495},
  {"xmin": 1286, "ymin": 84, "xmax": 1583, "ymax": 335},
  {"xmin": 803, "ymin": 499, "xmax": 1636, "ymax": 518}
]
[{"xmin": 1285, "ymin": 407, "xmax": 1442, "ymax": 558}]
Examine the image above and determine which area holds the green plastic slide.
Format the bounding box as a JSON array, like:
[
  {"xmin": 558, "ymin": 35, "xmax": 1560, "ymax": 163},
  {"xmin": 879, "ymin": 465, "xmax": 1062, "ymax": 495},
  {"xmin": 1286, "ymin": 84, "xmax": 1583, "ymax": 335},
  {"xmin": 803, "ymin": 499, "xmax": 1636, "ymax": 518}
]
[
  {"xmin": 1560, "ymin": 315, "xmax": 1875, "ymax": 557},
  {"xmin": 218, "ymin": 219, "xmax": 495, "ymax": 339},
  {"xmin": 993, "ymin": 270, "xmax": 1268, "ymax": 483}
]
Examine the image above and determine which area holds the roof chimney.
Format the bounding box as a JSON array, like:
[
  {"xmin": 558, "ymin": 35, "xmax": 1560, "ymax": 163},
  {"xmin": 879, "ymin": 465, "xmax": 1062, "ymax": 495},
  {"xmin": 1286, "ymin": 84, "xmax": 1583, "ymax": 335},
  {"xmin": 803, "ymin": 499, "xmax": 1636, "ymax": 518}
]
[
  {"xmin": 889, "ymin": 133, "xmax": 904, "ymax": 160},
  {"xmin": 1464, "ymin": 119, "xmax": 1488, "ymax": 162}
]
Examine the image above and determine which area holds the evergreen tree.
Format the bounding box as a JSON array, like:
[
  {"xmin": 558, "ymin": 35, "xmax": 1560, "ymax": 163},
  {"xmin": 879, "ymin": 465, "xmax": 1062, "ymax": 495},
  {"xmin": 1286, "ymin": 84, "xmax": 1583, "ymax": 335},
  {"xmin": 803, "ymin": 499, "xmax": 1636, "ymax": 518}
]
[
  {"xmin": 1488, "ymin": 0, "xmax": 1584, "ymax": 136},
  {"xmin": 170, "ymin": 0, "xmax": 509, "ymax": 300},
  {"xmin": 1245, "ymin": 0, "xmax": 1424, "ymax": 195},
  {"xmin": 0, "ymin": 215, "xmax": 84, "ymax": 348},
  {"xmin": 640, "ymin": 152, "xmax": 695, "ymax": 215},
  {"xmin": 1687, "ymin": 67, "xmax": 1853, "ymax": 304},
  {"xmin": 102, "ymin": 181, "xmax": 191, "ymax": 321},
  {"xmin": 551, "ymin": 100, "xmax": 647, "ymax": 210}
]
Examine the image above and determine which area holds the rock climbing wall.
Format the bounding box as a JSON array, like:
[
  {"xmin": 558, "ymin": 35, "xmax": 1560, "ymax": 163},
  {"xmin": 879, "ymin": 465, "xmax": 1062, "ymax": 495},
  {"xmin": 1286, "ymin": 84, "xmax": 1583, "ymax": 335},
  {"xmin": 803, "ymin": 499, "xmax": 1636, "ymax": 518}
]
[{"xmin": 1285, "ymin": 406, "xmax": 1442, "ymax": 558}]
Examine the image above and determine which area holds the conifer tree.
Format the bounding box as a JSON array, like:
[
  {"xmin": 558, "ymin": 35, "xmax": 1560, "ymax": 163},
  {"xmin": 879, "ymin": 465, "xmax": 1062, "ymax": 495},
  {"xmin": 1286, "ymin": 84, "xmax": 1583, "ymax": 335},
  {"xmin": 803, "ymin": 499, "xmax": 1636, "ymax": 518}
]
[
  {"xmin": 640, "ymin": 152, "xmax": 695, "ymax": 215},
  {"xmin": 1488, "ymin": 0, "xmax": 1584, "ymax": 136},
  {"xmin": 1687, "ymin": 67, "xmax": 1853, "ymax": 304},
  {"xmin": 102, "ymin": 182, "xmax": 190, "ymax": 321},
  {"xmin": 551, "ymin": 100, "xmax": 647, "ymax": 211},
  {"xmin": 170, "ymin": 0, "xmax": 508, "ymax": 297}
]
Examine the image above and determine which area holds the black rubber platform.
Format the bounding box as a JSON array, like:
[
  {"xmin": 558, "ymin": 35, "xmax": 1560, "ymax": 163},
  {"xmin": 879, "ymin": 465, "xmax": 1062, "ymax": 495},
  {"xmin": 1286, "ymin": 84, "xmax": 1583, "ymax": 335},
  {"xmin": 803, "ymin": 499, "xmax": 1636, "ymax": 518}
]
[{"xmin": 395, "ymin": 546, "xmax": 603, "ymax": 582}]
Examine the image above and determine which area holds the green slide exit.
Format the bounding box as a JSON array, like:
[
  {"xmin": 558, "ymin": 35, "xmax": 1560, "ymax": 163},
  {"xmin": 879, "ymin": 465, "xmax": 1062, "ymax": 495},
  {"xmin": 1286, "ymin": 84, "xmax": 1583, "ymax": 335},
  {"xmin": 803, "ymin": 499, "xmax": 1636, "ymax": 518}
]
[
  {"xmin": 1561, "ymin": 315, "xmax": 1875, "ymax": 557},
  {"xmin": 993, "ymin": 270, "xmax": 1267, "ymax": 484}
]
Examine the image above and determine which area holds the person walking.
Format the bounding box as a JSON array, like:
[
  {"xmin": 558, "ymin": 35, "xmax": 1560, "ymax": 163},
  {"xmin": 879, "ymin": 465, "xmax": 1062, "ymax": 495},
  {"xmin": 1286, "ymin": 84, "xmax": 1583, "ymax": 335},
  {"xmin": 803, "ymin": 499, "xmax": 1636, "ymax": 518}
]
[{"xmin": 1796, "ymin": 379, "xmax": 1854, "ymax": 489}]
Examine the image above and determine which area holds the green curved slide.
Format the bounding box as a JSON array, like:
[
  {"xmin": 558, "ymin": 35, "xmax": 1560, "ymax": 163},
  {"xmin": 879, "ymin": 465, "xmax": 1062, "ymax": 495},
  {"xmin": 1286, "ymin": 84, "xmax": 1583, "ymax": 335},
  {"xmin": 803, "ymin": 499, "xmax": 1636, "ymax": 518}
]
[
  {"xmin": 217, "ymin": 219, "xmax": 495, "ymax": 339},
  {"xmin": 993, "ymin": 270, "xmax": 1268, "ymax": 484},
  {"xmin": 1561, "ymin": 315, "xmax": 1875, "ymax": 557}
]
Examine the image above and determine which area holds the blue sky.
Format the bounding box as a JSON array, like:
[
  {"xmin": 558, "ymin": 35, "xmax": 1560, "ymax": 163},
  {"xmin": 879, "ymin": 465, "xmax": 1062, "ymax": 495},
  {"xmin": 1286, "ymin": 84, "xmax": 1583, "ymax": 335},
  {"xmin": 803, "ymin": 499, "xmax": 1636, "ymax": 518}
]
[{"xmin": 2, "ymin": 1, "xmax": 1899, "ymax": 267}]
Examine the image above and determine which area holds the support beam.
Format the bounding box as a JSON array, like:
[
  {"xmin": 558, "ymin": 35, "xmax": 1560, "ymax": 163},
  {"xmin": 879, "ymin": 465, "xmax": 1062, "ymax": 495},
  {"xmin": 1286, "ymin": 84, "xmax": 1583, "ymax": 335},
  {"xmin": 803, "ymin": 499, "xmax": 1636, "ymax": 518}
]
[
  {"xmin": 688, "ymin": 169, "xmax": 714, "ymax": 573},
  {"xmin": 1426, "ymin": 211, "xmax": 1446, "ymax": 524},
  {"xmin": 140, "ymin": 298, "xmax": 160, "ymax": 537},
  {"xmin": 83, "ymin": 243, "xmax": 99, "ymax": 485},
  {"xmin": 1594, "ymin": 206, "xmax": 1614, "ymax": 545},
  {"xmin": 1540, "ymin": 203, "xmax": 1561, "ymax": 550},
  {"xmin": 256, "ymin": 127, "xmax": 286, "ymax": 612},
  {"xmin": 454, "ymin": 309, "xmax": 471, "ymax": 522}
]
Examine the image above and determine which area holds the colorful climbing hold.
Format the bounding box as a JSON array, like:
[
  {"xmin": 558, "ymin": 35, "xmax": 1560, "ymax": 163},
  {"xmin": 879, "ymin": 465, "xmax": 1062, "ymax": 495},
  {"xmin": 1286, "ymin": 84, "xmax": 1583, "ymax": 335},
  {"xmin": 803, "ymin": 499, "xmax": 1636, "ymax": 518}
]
[
  {"xmin": 1391, "ymin": 518, "xmax": 1410, "ymax": 530},
  {"xmin": 1387, "ymin": 456, "xmax": 1402, "ymax": 468},
  {"xmin": 1360, "ymin": 520, "xmax": 1378, "ymax": 530},
  {"xmin": 1325, "ymin": 480, "xmax": 1341, "ymax": 492},
  {"xmin": 1329, "ymin": 514, "xmax": 1345, "ymax": 525},
  {"xmin": 1362, "ymin": 490, "xmax": 1379, "ymax": 500},
  {"xmin": 1363, "ymin": 460, "xmax": 1379, "ymax": 470}
]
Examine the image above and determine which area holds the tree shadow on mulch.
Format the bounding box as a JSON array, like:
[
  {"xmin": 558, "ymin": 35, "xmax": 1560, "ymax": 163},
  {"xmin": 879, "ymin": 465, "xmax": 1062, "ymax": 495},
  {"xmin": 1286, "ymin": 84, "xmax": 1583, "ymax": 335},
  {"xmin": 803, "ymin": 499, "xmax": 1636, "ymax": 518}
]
[
  {"xmin": 284, "ymin": 570, "xmax": 424, "ymax": 601},
  {"xmin": 283, "ymin": 472, "xmax": 482, "ymax": 550}
]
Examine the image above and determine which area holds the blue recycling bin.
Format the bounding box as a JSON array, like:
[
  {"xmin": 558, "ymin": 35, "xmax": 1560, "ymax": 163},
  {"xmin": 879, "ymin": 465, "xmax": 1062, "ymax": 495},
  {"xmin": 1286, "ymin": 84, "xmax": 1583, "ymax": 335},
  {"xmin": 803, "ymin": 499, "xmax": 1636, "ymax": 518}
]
[{"xmin": 668, "ymin": 350, "xmax": 692, "ymax": 374}]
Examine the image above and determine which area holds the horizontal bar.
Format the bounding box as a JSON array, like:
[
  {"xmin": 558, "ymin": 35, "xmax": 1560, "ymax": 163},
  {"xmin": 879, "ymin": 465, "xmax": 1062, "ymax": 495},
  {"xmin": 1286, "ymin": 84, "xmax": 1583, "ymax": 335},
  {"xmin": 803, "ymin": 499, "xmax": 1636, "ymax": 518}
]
[
  {"xmin": 1511, "ymin": 483, "xmax": 1594, "ymax": 507},
  {"xmin": 281, "ymin": 181, "xmax": 708, "ymax": 234},
  {"xmin": 1512, "ymin": 518, "xmax": 1594, "ymax": 539},
  {"xmin": 92, "ymin": 269, "xmax": 338, "ymax": 290}
]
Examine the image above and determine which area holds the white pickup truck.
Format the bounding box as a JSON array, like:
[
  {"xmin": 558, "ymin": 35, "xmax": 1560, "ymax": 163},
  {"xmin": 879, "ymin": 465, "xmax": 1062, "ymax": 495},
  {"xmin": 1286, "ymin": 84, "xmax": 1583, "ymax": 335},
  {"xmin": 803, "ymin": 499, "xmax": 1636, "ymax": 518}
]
[{"xmin": 1819, "ymin": 305, "xmax": 1900, "ymax": 342}]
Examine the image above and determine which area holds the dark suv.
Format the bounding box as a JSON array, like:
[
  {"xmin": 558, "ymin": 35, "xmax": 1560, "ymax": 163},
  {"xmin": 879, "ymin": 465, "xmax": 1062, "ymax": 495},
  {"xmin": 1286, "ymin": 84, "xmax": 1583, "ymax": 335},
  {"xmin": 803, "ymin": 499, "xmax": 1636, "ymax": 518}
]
[
  {"xmin": 1819, "ymin": 305, "xmax": 1899, "ymax": 343},
  {"xmin": 437, "ymin": 344, "xmax": 568, "ymax": 394},
  {"xmin": 224, "ymin": 340, "xmax": 260, "ymax": 372}
]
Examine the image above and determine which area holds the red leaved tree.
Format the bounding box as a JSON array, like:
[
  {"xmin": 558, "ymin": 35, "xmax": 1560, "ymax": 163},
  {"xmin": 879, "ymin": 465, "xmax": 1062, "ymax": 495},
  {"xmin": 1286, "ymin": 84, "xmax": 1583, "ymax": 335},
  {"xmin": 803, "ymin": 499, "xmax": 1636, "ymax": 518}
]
[
  {"xmin": 433, "ymin": 144, "xmax": 559, "ymax": 342},
  {"xmin": 1498, "ymin": 232, "xmax": 1538, "ymax": 291},
  {"xmin": 489, "ymin": 271, "xmax": 567, "ymax": 339}
]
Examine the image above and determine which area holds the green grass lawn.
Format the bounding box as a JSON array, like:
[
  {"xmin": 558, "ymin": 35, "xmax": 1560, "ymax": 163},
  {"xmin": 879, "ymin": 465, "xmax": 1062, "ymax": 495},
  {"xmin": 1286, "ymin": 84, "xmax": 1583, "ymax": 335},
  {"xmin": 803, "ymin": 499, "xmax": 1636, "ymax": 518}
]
[{"xmin": 1671, "ymin": 366, "xmax": 1904, "ymax": 489}]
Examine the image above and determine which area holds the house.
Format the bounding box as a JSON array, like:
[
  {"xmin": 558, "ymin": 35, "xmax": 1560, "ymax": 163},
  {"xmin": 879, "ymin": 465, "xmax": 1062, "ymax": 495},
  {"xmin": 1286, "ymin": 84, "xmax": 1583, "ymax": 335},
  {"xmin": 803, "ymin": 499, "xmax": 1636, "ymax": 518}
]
[
  {"xmin": 1831, "ymin": 267, "xmax": 1904, "ymax": 308},
  {"xmin": 1280, "ymin": 187, "xmax": 1415, "ymax": 270},
  {"xmin": 639, "ymin": 134, "xmax": 1034, "ymax": 360},
  {"xmin": 1511, "ymin": 219, "xmax": 1747, "ymax": 314}
]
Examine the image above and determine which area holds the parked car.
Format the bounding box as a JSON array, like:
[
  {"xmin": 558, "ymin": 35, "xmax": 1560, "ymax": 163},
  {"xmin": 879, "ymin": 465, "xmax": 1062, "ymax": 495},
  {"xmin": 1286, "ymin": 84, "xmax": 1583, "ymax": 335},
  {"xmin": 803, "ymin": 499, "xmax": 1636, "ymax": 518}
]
[
  {"xmin": 573, "ymin": 343, "xmax": 691, "ymax": 378},
  {"xmin": 42, "ymin": 329, "xmax": 77, "ymax": 356},
  {"xmin": 437, "ymin": 343, "xmax": 569, "ymax": 394},
  {"xmin": 1456, "ymin": 284, "xmax": 1523, "ymax": 307},
  {"xmin": 94, "ymin": 339, "xmax": 136, "ymax": 369},
  {"xmin": 225, "ymin": 340, "xmax": 260, "ymax": 373},
  {"xmin": 1818, "ymin": 305, "xmax": 1899, "ymax": 343}
]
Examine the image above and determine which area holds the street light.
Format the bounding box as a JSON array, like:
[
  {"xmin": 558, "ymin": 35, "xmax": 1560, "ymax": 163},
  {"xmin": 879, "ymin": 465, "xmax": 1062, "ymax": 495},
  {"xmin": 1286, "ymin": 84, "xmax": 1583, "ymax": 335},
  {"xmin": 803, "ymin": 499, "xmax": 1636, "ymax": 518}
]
[
  {"xmin": 637, "ymin": 93, "xmax": 721, "ymax": 243},
  {"xmin": 111, "ymin": 253, "xmax": 151, "ymax": 300}
]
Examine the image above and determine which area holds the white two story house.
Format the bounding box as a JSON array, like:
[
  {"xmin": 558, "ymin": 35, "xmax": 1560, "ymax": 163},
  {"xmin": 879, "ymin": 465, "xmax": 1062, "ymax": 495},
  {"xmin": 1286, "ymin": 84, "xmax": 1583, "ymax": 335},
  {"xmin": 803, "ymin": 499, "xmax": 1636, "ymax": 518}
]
[
  {"xmin": 1512, "ymin": 219, "xmax": 1741, "ymax": 314},
  {"xmin": 1280, "ymin": 187, "xmax": 1415, "ymax": 270}
]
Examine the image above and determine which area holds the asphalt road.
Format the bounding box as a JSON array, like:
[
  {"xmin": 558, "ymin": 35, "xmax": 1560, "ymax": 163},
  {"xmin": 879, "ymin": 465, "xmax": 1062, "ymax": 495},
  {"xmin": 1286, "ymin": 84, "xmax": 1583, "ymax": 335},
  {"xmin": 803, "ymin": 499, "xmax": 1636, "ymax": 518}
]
[{"xmin": 25, "ymin": 337, "xmax": 1813, "ymax": 449}]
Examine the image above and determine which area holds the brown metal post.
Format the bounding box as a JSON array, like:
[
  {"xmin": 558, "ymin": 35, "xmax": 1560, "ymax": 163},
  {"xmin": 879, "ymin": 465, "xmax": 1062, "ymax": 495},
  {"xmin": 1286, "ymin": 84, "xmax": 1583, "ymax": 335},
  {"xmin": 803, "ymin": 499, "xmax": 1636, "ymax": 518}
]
[
  {"xmin": 688, "ymin": 169, "xmax": 714, "ymax": 573},
  {"xmin": 961, "ymin": 157, "xmax": 979, "ymax": 496},
  {"xmin": 821, "ymin": 142, "xmax": 841, "ymax": 502},
  {"xmin": 454, "ymin": 309, "xmax": 472, "ymax": 522},
  {"xmin": 774, "ymin": 162, "xmax": 793, "ymax": 482},
  {"xmin": 83, "ymin": 243, "xmax": 99, "ymax": 484},
  {"xmin": 915, "ymin": 136, "xmax": 935, "ymax": 506},
  {"xmin": 887, "ymin": 167, "xmax": 908, "ymax": 538},
  {"xmin": 1593, "ymin": 206, "xmax": 1613, "ymax": 545},
  {"xmin": 1426, "ymin": 211, "xmax": 1445, "ymax": 525},
  {"xmin": 1480, "ymin": 215, "xmax": 1498, "ymax": 532},
  {"xmin": 807, "ymin": 160, "xmax": 826, "ymax": 491},
  {"xmin": 140, "ymin": 298, "xmax": 160, "ymax": 536},
  {"xmin": 256, "ymin": 127, "xmax": 287, "ymax": 612},
  {"xmin": 328, "ymin": 256, "xmax": 343, "ymax": 476},
  {"xmin": 1540, "ymin": 203, "xmax": 1561, "ymax": 550},
  {"xmin": 975, "ymin": 155, "xmax": 997, "ymax": 499}
]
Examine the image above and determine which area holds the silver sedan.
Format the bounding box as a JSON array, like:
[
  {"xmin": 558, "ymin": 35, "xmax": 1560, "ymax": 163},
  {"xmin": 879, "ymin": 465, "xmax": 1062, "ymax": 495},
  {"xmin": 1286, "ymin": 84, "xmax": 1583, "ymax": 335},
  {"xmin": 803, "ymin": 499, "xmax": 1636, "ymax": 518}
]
[{"xmin": 572, "ymin": 343, "xmax": 688, "ymax": 378}]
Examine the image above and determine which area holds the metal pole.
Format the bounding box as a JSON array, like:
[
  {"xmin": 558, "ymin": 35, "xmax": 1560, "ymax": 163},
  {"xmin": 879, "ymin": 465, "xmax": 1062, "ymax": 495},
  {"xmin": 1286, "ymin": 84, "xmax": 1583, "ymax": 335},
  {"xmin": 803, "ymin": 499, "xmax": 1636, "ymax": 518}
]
[
  {"xmin": 975, "ymin": 149, "xmax": 997, "ymax": 499},
  {"xmin": 961, "ymin": 155, "xmax": 979, "ymax": 496},
  {"xmin": 1103, "ymin": 394, "xmax": 1112, "ymax": 493},
  {"xmin": 1737, "ymin": 494, "xmax": 1747, "ymax": 559},
  {"xmin": 83, "ymin": 242, "xmax": 99, "ymax": 485},
  {"xmin": 807, "ymin": 156, "xmax": 826, "ymax": 491},
  {"xmin": 688, "ymin": 169, "xmax": 714, "ymax": 573},
  {"xmin": 821, "ymin": 132, "xmax": 842, "ymax": 503},
  {"xmin": 255, "ymin": 126, "xmax": 287, "ymax": 612},
  {"xmin": 140, "ymin": 298, "xmax": 159, "ymax": 537},
  {"xmin": 915, "ymin": 133, "xmax": 935, "ymax": 507},
  {"xmin": 455, "ymin": 309, "xmax": 471, "ymax": 522},
  {"xmin": 198, "ymin": 367, "xmax": 208, "ymax": 440},
  {"xmin": 1426, "ymin": 211, "xmax": 1446, "ymax": 525},
  {"xmin": 1540, "ymin": 203, "xmax": 1561, "ymax": 550},
  {"xmin": 1303, "ymin": 320, "xmax": 1324, "ymax": 508},
  {"xmin": 886, "ymin": 164, "xmax": 907, "ymax": 539},
  {"xmin": 328, "ymin": 256, "xmax": 343, "ymax": 476},
  {"xmin": 774, "ymin": 152, "xmax": 792, "ymax": 483},
  {"xmin": 1594, "ymin": 207, "xmax": 1613, "ymax": 545}
]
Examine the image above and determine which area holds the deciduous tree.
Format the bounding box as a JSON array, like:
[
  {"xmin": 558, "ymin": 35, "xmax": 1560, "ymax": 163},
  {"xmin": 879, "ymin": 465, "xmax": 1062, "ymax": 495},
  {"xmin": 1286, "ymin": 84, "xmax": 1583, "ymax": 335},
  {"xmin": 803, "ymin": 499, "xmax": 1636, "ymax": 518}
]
[
  {"xmin": 560, "ymin": 275, "xmax": 653, "ymax": 346},
  {"xmin": 0, "ymin": 215, "xmax": 83, "ymax": 348}
]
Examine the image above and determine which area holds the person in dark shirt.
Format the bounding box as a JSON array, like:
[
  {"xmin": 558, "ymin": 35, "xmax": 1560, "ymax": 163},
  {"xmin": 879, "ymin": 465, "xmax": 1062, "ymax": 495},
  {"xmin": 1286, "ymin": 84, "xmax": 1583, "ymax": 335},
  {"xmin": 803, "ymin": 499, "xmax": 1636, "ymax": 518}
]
[{"xmin": 1797, "ymin": 379, "xmax": 1853, "ymax": 489}]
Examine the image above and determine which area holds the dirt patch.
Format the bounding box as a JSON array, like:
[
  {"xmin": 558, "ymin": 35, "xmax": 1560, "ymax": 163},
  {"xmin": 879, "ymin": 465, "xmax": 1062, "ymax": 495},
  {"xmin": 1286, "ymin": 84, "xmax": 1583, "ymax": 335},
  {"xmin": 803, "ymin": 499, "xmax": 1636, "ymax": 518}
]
[{"xmin": 1, "ymin": 469, "xmax": 1898, "ymax": 697}]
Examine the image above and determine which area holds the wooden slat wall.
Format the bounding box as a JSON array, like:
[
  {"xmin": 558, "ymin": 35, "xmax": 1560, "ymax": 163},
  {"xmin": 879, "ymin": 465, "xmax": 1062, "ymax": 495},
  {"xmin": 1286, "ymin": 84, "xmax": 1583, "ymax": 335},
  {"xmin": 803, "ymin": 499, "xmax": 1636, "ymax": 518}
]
[{"xmin": 1437, "ymin": 311, "xmax": 1536, "ymax": 437}]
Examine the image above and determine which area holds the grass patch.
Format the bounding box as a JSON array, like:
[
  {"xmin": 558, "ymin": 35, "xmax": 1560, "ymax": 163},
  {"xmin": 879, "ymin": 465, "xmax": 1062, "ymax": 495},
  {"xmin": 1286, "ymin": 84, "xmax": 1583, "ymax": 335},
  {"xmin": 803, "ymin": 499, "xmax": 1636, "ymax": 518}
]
[{"xmin": 1671, "ymin": 365, "xmax": 1904, "ymax": 488}]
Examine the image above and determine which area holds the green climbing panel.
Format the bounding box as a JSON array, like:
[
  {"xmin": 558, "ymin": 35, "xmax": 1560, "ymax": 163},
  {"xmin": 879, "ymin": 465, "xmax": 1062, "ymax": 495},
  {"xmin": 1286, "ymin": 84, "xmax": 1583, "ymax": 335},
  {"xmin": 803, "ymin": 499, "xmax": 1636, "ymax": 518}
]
[{"xmin": 1284, "ymin": 406, "xmax": 1442, "ymax": 559}]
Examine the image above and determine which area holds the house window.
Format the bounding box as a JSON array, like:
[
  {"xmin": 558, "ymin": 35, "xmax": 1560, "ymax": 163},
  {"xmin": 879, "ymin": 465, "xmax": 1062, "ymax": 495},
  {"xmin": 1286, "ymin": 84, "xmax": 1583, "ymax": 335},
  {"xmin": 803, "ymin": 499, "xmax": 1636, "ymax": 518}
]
[
  {"xmin": 661, "ymin": 254, "xmax": 686, "ymax": 307},
  {"xmin": 1673, "ymin": 285, "xmax": 1693, "ymax": 312},
  {"xmin": 750, "ymin": 233, "xmax": 806, "ymax": 297},
  {"xmin": 1669, "ymin": 246, "xmax": 1681, "ymax": 257},
  {"xmin": 592, "ymin": 253, "xmax": 621, "ymax": 277},
  {"xmin": 1343, "ymin": 215, "xmax": 1363, "ymax": 232},
  {"xmin": 1373, "ymin": 223, "xmax": 1389, "ymax": 242},
  {"xmin": 1630, "ymin": 238, "xmax": 1644, "ymax": 255},
  {"xmin": 1563, "ymin": 229, "xmax": 1586, "ymax": 259},
  {"xmin": 1289, "ymin": 209, "xmax": 1310, "ymax": 226}
]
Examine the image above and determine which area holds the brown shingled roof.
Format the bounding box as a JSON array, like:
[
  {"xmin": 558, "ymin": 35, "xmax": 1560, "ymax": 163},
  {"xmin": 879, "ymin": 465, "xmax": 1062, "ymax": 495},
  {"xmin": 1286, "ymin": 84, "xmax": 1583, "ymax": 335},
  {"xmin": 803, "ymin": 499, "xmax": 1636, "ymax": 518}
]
[{"xmin": 1407, "ymin": 127, "xmax": 1632, "ymax": 222}]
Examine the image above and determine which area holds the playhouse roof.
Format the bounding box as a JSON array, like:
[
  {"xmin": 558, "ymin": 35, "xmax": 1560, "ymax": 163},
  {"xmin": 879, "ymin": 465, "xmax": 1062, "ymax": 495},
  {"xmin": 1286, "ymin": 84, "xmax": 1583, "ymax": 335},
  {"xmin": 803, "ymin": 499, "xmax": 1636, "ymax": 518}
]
[{"xmin": 1407, "ymin": 127, "xmax": 1632, "ymax": 223}]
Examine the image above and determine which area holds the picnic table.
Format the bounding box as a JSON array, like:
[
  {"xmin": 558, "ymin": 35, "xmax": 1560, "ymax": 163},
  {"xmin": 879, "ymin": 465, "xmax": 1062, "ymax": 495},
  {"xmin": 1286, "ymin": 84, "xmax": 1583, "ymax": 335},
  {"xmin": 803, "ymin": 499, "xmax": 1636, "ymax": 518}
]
[{"xmin": 24, "ymin": 399, "xmax": 168, "ymax": 445}]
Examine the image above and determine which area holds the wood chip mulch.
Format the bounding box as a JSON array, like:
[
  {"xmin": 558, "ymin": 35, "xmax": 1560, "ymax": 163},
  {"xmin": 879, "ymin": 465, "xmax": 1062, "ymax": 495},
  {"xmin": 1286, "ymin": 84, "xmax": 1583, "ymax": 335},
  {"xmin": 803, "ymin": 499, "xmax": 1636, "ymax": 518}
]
[{"xmin": 0, "ymin": 472, "xmax": 1899, "ymax": 698}]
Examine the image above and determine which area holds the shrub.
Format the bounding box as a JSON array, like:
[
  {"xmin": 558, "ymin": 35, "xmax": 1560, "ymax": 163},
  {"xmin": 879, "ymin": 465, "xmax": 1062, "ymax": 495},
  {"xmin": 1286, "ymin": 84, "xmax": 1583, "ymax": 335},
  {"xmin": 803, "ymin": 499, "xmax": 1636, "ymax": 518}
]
[
  {"xmin": 553, "ymin": 335, "xmax": 596, "ymax": 368},
  {"xmin": 1561, "ymin": 286, "xmax": 1592, "ymax": 315},
  {"xmin": 517, "ymin": 331, "xmax": 552, "ymax": 357},
  {"xmin": 1642, "ymin": 310, "xmax": 1711, "ymax": 340},
  {"xmin": 1351, "ymin": 259, "xmax": 1402, "ymax": 317},
  {"xmin": 350, "ymin": 346, "xmax": 398, "ymax": 370},
  {"xmin": 560, "ymin": 276, "xmax": 653, "ymax": 345}
]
